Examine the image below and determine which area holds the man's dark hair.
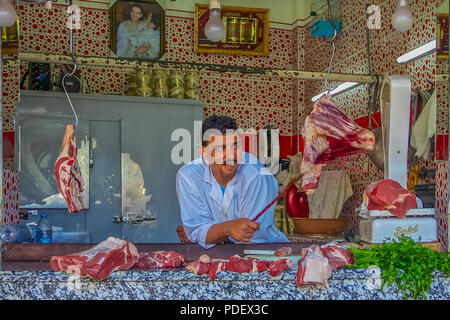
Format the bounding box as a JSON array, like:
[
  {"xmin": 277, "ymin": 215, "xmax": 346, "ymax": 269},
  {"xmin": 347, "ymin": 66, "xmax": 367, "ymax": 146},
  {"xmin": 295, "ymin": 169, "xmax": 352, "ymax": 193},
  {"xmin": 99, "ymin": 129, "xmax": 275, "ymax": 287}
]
[{"xmin": 202, "ymin": 115, "xmax": 238, "ymax": 147}]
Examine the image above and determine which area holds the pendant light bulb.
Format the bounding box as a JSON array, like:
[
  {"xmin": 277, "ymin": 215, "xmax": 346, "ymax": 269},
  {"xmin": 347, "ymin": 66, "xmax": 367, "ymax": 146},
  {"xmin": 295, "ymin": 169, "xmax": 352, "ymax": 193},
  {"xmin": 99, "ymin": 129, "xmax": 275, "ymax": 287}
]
[
  {"xmin": 391, "ymin": 0, "xmax": 413, "ymax": 32},
  {"xmin": 204, "ymin": 0, "xmax": 226, "ymax": 42},
  {"xmin": 0, "ymin": 0, "xmax": 17, "ymax": 27}
]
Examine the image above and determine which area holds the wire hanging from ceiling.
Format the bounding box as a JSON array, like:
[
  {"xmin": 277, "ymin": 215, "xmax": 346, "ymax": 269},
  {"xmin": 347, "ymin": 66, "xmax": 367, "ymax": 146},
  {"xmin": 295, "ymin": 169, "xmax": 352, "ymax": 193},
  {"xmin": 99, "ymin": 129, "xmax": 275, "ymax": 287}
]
[{"xmin": 323, "ymin": 0, "xmax": 338, "ymax": 92}]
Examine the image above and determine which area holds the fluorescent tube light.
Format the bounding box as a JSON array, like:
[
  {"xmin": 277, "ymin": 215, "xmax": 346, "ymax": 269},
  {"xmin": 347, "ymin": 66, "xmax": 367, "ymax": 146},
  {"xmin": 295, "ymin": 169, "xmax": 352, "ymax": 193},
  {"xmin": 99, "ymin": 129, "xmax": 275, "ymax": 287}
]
[
  {"xmin": 311, "ymin": 82, "xmax": 361, "ymax": 102},
  {"xmin": 397, "ymin": 40, "xmax": 436, "ymax": 64}
]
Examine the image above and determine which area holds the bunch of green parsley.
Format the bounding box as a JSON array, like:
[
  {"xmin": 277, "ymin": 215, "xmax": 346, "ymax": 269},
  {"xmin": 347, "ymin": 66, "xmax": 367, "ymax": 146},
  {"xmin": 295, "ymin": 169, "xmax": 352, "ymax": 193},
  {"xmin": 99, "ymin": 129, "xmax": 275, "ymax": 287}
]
[{"xmin": 346, "ymin": 235, "xmax": 450, "ymax": 299}]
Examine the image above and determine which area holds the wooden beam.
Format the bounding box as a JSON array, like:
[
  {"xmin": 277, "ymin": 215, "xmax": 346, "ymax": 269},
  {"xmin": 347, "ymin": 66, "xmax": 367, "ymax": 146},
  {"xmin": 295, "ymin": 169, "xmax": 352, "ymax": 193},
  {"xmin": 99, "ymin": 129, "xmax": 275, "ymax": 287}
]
[{"xmin": 7, "ymin": 52, "xmax": 377, "ymax": 83}]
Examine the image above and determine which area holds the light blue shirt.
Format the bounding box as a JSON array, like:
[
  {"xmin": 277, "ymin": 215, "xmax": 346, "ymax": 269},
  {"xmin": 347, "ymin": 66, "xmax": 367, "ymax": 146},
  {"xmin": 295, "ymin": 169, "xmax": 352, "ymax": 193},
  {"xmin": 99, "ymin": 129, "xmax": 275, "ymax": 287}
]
[{"xmin": 176, "ymin": 152, "xmax": 289, "ymax": 249}]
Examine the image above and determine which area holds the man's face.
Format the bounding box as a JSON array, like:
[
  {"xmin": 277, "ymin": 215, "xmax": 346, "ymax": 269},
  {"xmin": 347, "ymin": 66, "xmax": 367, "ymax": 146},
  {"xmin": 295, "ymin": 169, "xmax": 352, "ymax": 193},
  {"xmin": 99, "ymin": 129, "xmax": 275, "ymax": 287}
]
[{"xmin": 201, "ymin": 133, "xmax": 243, "ymax": 182}]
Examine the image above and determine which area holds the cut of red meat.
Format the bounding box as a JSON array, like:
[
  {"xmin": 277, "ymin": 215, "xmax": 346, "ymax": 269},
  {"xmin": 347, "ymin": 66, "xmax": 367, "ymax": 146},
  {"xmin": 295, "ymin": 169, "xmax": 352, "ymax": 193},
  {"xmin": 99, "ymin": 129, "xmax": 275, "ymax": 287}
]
[
  {"xmin": 296, "ymin": 242, "xmax": 355, "ymax": 288},
  {"xmin": 274, "ymin": 246, "xmax": 293, "ymax": 257},
  {"xmin": 135, "ymin": 251, "xmax": 186, "ymax": 269},
  {"xmin": 296, "ymin": 245, "xmax": 331, "ymax": 288},
  {"xmin": 364, "ymin": 179, "xmax": 417, "ymax": 218},
  {"xmin": 320, "ymin": 242, "xmax": 355, "ymax": 271},
  {"xmin": 226, "ymin": 255, "xmax": 254, "ymax": 273},
  {"xmin": 301, "ymin": 94, "xmax": 375, "ymax": 194},
  {"xmin": 208, "ymin": 259, "xmax": 228, "ymax": 280},
  {"xmin": 252, "ymin": 259, "xmax": 270, "ymax": 273},
  {"xmin": 268, "ymin": 258, "xmax": 293, "ymax": 277},
  {"xmin": 186, "ymin": 255, "xmax": 292, "ymax": 280},
  {"xmin": 185, "ymin": 255, "xmax": 211, "ymax": 276},
  {"xmin": 49, "ymin": 237, "xmax": 139, "ymax": 280},
  {"xmin": 54, "ymin": 124, "xmax": 85, "ymax": 212},
  {"xmin": 185, "ymin": 254, "xmax": 228, "ymax": 280}
]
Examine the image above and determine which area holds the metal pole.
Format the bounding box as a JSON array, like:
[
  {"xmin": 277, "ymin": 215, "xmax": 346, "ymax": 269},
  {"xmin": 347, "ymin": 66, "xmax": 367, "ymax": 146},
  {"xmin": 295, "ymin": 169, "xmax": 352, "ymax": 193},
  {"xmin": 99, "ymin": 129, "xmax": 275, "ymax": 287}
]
[
  {"xmin": 0, "ymin": 36, "xmax": 3, "ymax": 228},
  {"xmin": 0, "ymin": 36, "xmax": 3, "ymax": 267},
  {"xmin": 447, "ymin": 12, "xmax": 450, "ymax": 252}
]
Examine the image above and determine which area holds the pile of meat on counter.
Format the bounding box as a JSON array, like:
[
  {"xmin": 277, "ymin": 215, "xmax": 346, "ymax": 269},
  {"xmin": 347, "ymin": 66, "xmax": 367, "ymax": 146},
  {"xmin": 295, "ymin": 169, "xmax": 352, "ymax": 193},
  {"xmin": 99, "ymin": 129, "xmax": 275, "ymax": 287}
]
[{"xmin": 50, "ymin": 237, "xmax": 355, "ymax": 288}]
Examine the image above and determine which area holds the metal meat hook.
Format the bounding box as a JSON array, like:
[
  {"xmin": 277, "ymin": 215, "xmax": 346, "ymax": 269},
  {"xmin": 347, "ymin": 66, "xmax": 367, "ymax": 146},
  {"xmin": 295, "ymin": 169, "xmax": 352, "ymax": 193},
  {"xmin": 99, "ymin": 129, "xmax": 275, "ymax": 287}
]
[{"xmin": 60, "ymin": 0, "xmax": 79, "ymax": 128}]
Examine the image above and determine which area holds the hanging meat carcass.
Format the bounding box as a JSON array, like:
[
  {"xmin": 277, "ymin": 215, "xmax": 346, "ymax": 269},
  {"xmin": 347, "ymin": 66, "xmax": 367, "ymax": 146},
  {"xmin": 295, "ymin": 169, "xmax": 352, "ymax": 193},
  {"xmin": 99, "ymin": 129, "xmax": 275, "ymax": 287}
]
[
  {"xmin": 301, "ymin": 94, "xmax": 375, "ymax": 194},
  {"xmin": 54, "ymin": 124, "xmax": 85, "ymax": 212}
]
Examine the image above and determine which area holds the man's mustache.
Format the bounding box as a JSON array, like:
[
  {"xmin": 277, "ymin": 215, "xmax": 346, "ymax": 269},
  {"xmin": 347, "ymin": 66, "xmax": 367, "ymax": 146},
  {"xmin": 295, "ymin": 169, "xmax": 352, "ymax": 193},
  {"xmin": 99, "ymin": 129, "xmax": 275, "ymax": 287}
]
[{"xmin": 213, "ymin": 160, "xmax": 238, "ymax": 165}]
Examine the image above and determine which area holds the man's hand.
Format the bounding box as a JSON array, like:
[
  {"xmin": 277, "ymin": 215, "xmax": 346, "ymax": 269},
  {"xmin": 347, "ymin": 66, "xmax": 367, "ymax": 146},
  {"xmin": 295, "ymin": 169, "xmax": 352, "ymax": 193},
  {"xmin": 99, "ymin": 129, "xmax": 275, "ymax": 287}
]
[
  {"xmin": 225, "ymin": 218, "xmax": 261, "ymax": 242},
  {"xmin": 176, "ymin": 225, "xmax": 194, "ymax": 244}
]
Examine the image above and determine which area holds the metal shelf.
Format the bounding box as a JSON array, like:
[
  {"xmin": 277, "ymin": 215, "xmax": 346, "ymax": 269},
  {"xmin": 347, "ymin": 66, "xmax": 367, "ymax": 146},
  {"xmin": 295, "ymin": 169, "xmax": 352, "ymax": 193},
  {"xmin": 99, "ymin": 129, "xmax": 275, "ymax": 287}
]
[{"xmin": 3, "ymin": 52, "xmax": 378, "ymax": 83}]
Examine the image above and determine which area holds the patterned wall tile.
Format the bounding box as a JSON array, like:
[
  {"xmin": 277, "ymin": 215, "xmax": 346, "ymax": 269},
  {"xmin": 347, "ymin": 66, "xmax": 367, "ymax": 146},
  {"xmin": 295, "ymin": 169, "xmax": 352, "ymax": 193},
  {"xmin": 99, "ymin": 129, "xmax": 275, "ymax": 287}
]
[
  {"xmin": 2, "ymin": 169, "xmax": 19, "ymax": 225},
  {"xmin": 435, "ymin": 162, "xmax": 448, "ymax": 251}
]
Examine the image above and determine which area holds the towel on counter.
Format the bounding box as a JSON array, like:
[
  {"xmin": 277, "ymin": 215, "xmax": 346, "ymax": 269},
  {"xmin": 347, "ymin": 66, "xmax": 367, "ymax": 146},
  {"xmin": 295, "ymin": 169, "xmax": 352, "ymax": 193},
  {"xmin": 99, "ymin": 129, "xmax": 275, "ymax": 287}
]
[
  {"xmin": 307, "ymin": 170, "xmax": 353, "ymax": 219},
  {"xmin": 410, "ymin": 90, "xmax": 436, "ymax": 160}
]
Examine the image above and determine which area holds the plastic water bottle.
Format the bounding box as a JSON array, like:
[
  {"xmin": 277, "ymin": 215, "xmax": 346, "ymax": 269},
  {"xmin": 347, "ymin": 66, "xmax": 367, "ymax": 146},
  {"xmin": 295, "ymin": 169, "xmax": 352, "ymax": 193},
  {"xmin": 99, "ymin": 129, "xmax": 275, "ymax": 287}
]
[
  {"xmin": 0, "ymin": 224, "xmax": 36, "ymax": 243},
  {"xmin": 37, "ymin": 213, "xmax": 52, "ymax": 243}
]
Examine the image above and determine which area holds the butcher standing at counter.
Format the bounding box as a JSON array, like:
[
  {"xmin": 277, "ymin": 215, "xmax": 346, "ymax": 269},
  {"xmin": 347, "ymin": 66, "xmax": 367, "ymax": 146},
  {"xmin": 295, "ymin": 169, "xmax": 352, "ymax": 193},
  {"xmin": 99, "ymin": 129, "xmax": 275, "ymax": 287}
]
[{"xmin": 176, "ymin": 115, "xmax": 289, "ymax": 249}]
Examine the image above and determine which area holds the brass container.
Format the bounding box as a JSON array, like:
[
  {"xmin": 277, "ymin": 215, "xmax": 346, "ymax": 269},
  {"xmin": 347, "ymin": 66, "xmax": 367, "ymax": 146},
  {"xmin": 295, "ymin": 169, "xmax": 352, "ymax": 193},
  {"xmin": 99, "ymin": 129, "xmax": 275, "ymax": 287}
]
[
  {"xmin": 169, "ymin": 71, "xmax": 185, "ymax": 99},
  {"xmin": 126, "ymin": 71, "xmax": 138, "ymax": 96},
  {"xmin": 185, "ymin": 71, "xmax": 199, "ymax": 89},
  {"xmin": 136, "ymin": 69, "xmax": 153, "ymax": 97},
  {"xmin": 184, "ymin": 71, "xmax": 199, "ymax": 99},
  {"xmin": 153, "ymin": 69, "xmax": 169, "ymax": 98},
  {"xmin": 185, "ymin": 88, "xmax": 199, "ymax": 100}
]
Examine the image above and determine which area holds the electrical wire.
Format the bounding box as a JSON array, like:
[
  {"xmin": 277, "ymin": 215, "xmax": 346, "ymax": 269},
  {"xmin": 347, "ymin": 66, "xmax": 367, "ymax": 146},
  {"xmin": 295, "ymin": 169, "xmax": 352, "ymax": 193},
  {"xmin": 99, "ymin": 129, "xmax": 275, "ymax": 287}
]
[{"xmin": 324, "ymin": 0, "xmax": 337, "ymax": 92}]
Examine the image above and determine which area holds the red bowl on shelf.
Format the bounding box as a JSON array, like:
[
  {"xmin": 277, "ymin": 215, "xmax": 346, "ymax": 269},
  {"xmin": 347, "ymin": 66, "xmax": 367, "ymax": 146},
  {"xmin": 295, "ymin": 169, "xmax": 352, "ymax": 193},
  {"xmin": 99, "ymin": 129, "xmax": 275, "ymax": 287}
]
[{"xmin": 284, "ymin": 183, "xmax": 309, "ymax": 218}]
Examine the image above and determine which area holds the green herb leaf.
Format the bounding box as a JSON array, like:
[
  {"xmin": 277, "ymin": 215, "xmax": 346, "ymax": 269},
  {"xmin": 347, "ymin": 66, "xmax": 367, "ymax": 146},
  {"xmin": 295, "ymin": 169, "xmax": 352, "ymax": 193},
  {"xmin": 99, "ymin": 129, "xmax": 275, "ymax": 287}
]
[{"xmin": 347, "ymin": 235, "xmax": 450, "ymax": 300}]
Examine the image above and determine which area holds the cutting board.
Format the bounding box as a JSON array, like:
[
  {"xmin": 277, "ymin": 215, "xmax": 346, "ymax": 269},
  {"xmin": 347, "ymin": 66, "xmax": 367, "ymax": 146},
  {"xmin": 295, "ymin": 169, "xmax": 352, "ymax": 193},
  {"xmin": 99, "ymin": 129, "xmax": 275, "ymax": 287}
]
[{"xmin": 244, "ymin": 254, "xmax": 303, "ymax": 270}]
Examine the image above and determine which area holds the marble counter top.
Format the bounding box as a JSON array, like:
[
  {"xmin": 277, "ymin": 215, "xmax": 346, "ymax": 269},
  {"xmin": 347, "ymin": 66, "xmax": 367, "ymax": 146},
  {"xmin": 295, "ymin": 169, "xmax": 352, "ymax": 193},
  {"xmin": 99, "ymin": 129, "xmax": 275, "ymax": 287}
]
[{"xmin": 0, "ymin": 268, "xmax": 448, "ymax": 300}]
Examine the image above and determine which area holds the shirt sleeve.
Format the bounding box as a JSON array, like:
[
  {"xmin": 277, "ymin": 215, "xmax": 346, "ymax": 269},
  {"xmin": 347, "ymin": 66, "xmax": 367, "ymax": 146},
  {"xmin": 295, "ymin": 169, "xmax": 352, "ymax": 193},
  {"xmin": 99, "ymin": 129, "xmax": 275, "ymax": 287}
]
[
  {"xmin": 238, "ymin": 171, "xmax": 287, "ymax": 243},
  {"xmin": 176, "ymin": 170, "xmax": 215, "ymax": 249}
]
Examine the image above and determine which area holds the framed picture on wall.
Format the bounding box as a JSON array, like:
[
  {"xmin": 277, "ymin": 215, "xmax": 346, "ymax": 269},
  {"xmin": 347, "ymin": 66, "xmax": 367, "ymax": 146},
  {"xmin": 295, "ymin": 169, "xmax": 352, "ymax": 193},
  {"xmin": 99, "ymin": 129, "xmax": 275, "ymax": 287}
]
[
  {"xmin": 436, "ymin": 14, "xmax": 448, "ymax": 60},
  {"xmin": 194, "ymin": 4, "xmax": 269, "ymax": 56},
  {"xmin": 110, "ymin": 0, "xmax": 165, "ymax": 60},
  {"xmin": 1, "ymin": 20, "xmax": 19, "ymax": 54}
]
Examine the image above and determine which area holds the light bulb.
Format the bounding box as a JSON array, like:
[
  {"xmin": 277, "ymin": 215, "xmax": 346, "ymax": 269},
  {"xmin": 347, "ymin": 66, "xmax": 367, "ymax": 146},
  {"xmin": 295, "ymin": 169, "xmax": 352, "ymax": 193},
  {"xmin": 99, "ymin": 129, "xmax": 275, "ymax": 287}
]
[
  {"xmin": 391, "ymin": 0, "xmax": 413, "ymax": 32},
  {"xmin": 204, "ymin": 0, "xmax": 226, "ymax": 42},
  {"xmin": 0, "ymin": 0, "xmax": 17, "ymax": 27}
]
